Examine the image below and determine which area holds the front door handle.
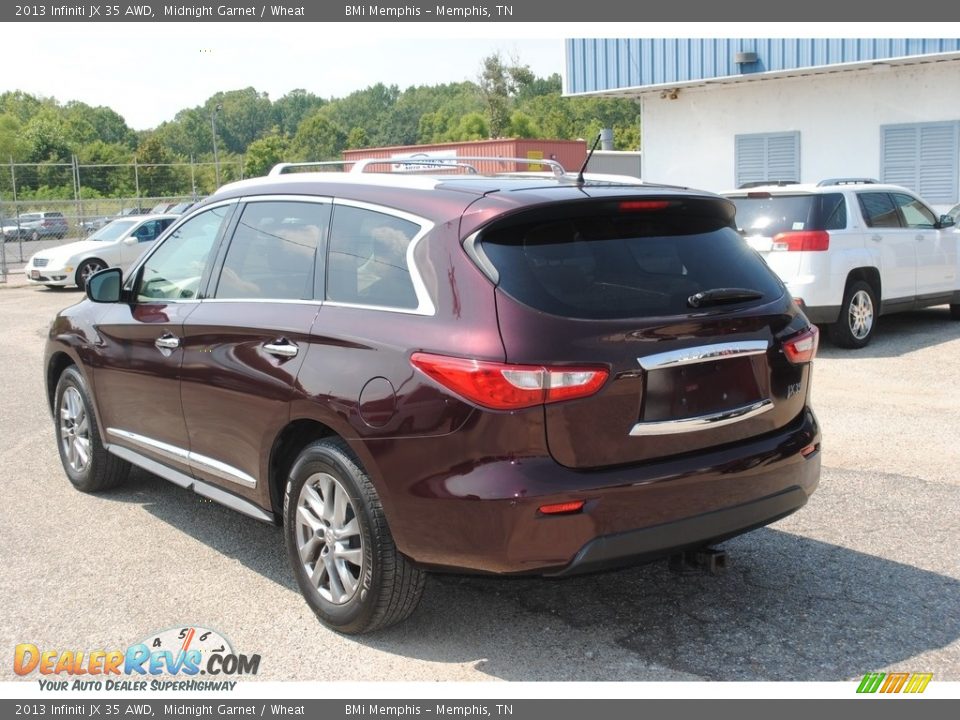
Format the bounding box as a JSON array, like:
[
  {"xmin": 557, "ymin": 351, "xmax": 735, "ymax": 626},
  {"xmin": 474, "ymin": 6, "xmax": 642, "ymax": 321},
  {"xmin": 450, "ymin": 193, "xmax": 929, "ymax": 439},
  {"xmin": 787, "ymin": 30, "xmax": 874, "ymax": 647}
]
[
  {"xmin": 154, "ymin": 334, "xmax": 180, "ymax": 350},
  {"xmin": 871, "ymin": 234, "xmax": 882, "ymax": 242},
  {"xmin": 264, "ymin": 340, "xmax": 299, "ymax": 359}
]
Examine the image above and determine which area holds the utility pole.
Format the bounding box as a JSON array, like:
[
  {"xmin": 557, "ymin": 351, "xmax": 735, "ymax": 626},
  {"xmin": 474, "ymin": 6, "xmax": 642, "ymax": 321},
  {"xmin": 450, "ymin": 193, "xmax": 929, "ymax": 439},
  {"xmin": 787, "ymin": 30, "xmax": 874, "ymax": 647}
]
[{"xmin": 211, "ymin": 103, "xmax": 223, "ymax": 188}]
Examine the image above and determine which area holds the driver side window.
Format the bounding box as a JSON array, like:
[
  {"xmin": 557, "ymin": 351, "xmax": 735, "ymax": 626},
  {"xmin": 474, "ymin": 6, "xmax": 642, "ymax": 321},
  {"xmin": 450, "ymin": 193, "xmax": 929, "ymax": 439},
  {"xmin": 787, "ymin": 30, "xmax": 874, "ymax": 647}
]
[{"xmin": 136, "ymin": 206, "xmax": 230, "ymax": 302}]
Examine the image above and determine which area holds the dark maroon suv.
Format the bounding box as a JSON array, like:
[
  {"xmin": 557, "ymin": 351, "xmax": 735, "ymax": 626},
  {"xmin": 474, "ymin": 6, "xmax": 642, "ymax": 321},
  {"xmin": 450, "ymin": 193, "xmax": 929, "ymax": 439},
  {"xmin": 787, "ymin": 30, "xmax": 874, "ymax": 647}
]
[{"xmin": 45, "ymin": 159, "xmax": 821, "ymax": 634}]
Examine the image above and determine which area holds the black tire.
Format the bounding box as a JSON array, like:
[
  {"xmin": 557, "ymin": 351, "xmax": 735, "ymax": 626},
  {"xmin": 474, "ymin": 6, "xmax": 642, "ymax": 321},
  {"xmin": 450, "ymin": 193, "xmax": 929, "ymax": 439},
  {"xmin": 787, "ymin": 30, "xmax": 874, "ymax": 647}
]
[
  {"xmin": 54, "ymin": 365, "xmax": 131, "ymax": 493},
  {"xmin": 75, "ymin": 259, "xmax": 106, "ymax": 290},
  {"xmin": 829, "ymin": 280, "xmax": 878, "ymax": 349},
  {"xmin": 283, "ymin": 438, "xmax": 425, "ymax": 634},
  {"xmin": 31, "ymin": 230, "xmax": 40, "ymax": 242}
]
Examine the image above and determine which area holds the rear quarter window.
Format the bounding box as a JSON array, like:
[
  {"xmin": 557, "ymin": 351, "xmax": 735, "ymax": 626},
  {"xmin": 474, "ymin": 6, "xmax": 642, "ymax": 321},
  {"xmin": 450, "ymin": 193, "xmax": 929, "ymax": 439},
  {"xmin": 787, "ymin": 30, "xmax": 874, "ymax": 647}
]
[{"xmin": 478, "ymin": 201, "xmax": 784, "ymax": 320}]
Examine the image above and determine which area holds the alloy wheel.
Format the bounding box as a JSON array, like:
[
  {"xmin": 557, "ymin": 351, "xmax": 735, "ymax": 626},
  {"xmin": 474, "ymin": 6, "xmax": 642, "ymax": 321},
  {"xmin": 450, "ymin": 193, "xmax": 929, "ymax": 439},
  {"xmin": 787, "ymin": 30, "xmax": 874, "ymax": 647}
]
[
  {"xmin": 848, "ymin": 289, "xmax": 874, "ymax": 340},
  {"xmin": 295, "ymin": 472, "xmax": 364, "ymax": 605},
  {"xmin": 59, "ymin": 387, "xmax": 91, "ymax": 474}
]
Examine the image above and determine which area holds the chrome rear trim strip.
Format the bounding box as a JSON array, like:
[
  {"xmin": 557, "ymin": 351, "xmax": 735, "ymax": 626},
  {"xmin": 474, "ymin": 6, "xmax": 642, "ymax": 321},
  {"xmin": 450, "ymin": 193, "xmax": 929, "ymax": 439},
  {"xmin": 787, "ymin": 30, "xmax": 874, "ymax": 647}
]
[
  {"xmin": 629, "ymin": 399, "xmax": 774, "ymax": 436},
  {"xmin": 638, "ymin": 340, "xmax": 769, "ymax": 371},
  {"xmin": 106, "ymin": 428, "xmax": 256, "ymax": 488},
  {"xmin": 188, "ymin": 451, "xmax": 257, "ymax": 488},
  {"xmin": 104, "ymin": 443, "xmax": 273, "ymax": 523}
]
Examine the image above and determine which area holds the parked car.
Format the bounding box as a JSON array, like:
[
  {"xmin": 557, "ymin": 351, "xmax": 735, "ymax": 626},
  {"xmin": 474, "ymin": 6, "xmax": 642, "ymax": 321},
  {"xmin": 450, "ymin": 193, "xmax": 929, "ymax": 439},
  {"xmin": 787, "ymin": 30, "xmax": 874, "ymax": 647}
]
[
  {"xmin": 44, "ymin": 160, "xmax": 821, "ymax": 634},
  {"xmin": 26, "ymin": 214, "xmax": 176, "ymax": 289},
  {"xmin": 947, "ymin": 202, "xmax": 960, "ymax": 224},
  {"xmin": 723, "ymin": 179, "xmax": 959, "ymax": 347},
  {"xmin": 3, "ymin": 211, "xmax": 69, "ymax": 241},
  {"xmin": 81, "ymin": 207, "xmax": 149, "ymax": 235}
]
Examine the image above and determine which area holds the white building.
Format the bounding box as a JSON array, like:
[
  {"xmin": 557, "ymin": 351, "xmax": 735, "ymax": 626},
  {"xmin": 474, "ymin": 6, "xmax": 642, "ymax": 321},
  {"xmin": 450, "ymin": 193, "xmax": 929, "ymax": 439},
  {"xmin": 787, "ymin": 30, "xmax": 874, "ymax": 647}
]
[{"xmin": 564, "ymin": 39, "xmax": 960, "ymax": 210}]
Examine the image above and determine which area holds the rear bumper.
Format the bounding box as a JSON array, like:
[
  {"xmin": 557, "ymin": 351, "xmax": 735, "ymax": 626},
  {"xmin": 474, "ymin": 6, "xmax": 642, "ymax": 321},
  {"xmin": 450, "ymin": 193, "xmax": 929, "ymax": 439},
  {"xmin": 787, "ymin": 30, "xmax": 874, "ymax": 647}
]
[
  {"xmin": 549, "ymin": 486, "xmax": 807, "ymax": 577},
  {"xmin": 370, "ymin": 407, "xmax": 821, "ymax": 575}
]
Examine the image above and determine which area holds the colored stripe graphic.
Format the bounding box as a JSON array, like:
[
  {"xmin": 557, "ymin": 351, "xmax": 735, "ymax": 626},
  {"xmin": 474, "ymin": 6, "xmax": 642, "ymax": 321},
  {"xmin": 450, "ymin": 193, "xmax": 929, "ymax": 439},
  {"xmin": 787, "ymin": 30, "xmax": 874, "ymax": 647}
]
[
  {"xmin": 880, "ymin": 672, "xmax": 910, "ymax": 693},
  {"xmin": 903, "ymin": 673, "xmax": 933, "ymax": 694},
  {"xmin": 857, "ymin": 673, "xmax": 885, "ymax": 693},
  {"xmin": 857, "ymin": 672, "xmax": 932, "ymax": 694}
]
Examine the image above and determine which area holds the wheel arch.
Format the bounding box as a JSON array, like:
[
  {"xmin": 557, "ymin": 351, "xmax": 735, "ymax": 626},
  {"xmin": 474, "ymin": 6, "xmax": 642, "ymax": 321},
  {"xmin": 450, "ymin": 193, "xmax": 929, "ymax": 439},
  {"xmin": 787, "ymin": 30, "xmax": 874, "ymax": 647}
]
[
  {"xmin": 267, "ymin": 419, "xmax": 340, "ymax": 521},
  {"xmin": 75, "ymin": 257, "xmax": 107, "ymax": 286},
  {"xmin": 845, "ymin": 267, "xmax": 882, "ymax": 312},
  {"xmin": 46, "ymin": 351, "xmax": 77, "ymax": 413}
]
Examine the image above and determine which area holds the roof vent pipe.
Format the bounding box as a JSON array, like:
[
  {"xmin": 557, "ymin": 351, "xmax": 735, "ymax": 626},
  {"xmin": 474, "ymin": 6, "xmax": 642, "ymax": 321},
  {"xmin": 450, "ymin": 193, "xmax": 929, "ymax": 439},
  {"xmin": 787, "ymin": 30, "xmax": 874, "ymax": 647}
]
[{"xmin": 600, "ymin": 128, "xmax": 614, "ymax": 151}]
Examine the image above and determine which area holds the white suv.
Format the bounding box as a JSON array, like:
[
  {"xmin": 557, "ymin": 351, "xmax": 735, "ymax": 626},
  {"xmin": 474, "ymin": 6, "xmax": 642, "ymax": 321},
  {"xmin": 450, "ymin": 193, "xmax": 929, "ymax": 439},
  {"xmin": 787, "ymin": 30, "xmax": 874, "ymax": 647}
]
[{"xmin": 724, "ymin": 179, "xmax": 960, "ymax": 347}]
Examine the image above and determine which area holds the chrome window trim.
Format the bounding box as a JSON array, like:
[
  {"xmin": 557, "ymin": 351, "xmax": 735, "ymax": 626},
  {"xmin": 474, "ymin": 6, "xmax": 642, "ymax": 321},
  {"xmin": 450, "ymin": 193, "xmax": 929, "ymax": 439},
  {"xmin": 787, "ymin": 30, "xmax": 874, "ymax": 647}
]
[
  {"xmin": 200, "ymin": 298, "xmax": 323, "ymax": 305},
  {"xmin": 106, "ymin": 428, "xmax": 256, "ymax": 488},
  {"xmin": 238, "ymin": 194, "xmax": 333, "ymax": 205},
  {"xmin": 638, "ymin": 341, "xmax": 770, "ymax": 371},
  {"xmin": 329, "ymin": 197, "xmax": 437, "ymax": 316},
  {"xmin": 629, "ymin": 399, "xmax": 774, "ymax": 436}
]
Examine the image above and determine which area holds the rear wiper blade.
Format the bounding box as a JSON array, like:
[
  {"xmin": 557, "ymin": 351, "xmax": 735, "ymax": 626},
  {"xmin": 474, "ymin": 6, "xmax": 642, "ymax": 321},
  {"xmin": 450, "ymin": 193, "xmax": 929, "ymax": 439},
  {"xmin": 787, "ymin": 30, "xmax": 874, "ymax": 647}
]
[{"xmin": 688, "ymin": 287, "xmax": 764, "ymax": 308}]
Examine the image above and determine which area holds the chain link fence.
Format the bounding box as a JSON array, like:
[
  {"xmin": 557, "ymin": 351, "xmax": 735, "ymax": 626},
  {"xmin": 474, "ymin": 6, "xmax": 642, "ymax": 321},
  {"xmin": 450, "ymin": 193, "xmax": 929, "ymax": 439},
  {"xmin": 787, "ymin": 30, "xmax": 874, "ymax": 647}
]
[{"xmin": 0, "ymin": 158, "xmax": 243, "ymax": 283}]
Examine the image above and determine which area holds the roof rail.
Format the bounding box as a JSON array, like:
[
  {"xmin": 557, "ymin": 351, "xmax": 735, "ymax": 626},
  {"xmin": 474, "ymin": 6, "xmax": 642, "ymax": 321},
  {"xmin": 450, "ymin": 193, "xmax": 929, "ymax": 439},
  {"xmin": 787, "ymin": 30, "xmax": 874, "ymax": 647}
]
[
  {"xmin": 268, "ymin": 161, "xmax": 357, "ymax": 176},
  {"xmin": 270, "ymin": 156, "xmax": 568, "ymax": 178},
  {"xmin": 349, "ymin": 158, "xmax": 481, "ymax": 174},
  {"xmin": 817, "ymin": 177, "xmax": 878, "ymax": 186},
  {"xmin": 737, "ymin": 180, "xmax": 798, "ymax": 189},
  {"xmin": 350, "ymin": 156, "xmax": 567, "ymax": 178}
]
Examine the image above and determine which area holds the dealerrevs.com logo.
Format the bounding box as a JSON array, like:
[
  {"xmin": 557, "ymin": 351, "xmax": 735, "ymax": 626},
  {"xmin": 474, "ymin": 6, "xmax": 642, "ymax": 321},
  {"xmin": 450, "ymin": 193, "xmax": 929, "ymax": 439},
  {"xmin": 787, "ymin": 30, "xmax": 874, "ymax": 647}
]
[{"xmin": 14, "ymin": 626, "xmax": 260, "ymax": 691}]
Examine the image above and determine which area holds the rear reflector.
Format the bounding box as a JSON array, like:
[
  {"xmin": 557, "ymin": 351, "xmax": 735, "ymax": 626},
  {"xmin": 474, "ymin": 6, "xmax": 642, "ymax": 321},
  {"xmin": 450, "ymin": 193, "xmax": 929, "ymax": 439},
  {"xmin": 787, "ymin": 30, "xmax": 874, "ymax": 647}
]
[
  {"xmin": 783, "ymin": 326, "xmax": 819, "ymax": 364},
  {"xmin": 538, "ymin": 500, "xmax": 586, "ymax": 515},
  {"xmin": 410, "ymin": 352, "xmax": 609, "ymax": 410},
  {"xmin": 619, "ymin": 200, "xmax": 671, "ymax": 211},
  {"xmin": 772, "ymin": 230, "xmax": 830, "ymax": 252},
  {"xmin": 801, "ymin": 443, "xmax": 819, "ymax": 458}
]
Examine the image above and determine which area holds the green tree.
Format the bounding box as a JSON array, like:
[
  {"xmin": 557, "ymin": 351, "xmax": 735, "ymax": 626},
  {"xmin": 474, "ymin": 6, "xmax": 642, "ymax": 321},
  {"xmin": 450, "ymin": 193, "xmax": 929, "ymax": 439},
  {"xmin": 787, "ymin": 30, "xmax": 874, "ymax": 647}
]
[
  {"xmin": 244, "ymin": 132, "xmax": 290, "ymax": 177},
  {"xmin": 292, "ymin": 112, "xmax": 346, "ymax": 161},
  {"xmin": 478, "ymin": 53, "xmax": 534, "ymax": 137},
  {"xmin": 136, "ymin": 135, "xmax": 177, "ymax": 197},
  {"xmin": 273, "ymin": 89, "xmax": 326, "ymax": 136}
]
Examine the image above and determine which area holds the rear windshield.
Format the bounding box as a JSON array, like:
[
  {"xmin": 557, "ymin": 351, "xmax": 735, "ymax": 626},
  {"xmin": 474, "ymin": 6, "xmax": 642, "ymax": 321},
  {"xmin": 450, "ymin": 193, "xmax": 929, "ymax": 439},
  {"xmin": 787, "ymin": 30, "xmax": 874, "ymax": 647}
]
[
  {"xmin": 478, "ymin": 203, "xmax": 784, "ymax": 320},
  {"xmin": 729, "ymin": 193, "xmax": 846, "ymax": 236}
]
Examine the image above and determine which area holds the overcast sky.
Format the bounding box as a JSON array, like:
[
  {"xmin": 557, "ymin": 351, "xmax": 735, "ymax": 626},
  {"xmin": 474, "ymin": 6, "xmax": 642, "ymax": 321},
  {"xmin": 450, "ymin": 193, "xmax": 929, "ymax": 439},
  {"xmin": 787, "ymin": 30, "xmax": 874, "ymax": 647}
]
[
  {"xmin": 7, "ymin": 23, "xmax": 958, "ymax": 131},
  {"xmin": 4, "ymin": 25, "xmax": 564, "ymax": 130}
]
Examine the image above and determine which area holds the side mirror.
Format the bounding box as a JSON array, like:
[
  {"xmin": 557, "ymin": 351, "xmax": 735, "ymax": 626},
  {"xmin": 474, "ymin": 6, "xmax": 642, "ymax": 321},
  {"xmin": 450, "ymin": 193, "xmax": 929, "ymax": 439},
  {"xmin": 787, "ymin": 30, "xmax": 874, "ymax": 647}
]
[
  {"xmin": 123, "ymin": 236, "xmax": 138, "ymax": 245},
  {"xmin": 938, "ymin": 214, "xmax": 956, "ymax": 229},
  {"xmin": 86, "ymin": 267, "xmax": 122, "ymax": 303}
]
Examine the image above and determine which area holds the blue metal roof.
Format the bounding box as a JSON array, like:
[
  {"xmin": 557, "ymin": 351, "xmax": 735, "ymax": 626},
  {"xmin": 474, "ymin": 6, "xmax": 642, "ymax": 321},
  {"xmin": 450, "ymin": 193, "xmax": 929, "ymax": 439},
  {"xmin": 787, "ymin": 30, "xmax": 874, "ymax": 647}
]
[{"xmin": 565, "ymin": 39, "xmax": 960, "ymax": 94}]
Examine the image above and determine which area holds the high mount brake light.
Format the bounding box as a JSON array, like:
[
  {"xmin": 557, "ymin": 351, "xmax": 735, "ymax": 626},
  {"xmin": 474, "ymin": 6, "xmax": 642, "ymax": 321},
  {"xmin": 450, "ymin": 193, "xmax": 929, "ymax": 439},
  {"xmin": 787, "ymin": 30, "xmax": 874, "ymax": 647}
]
[
  {"xmin": 619, "ymin": 200, "xmax": 672, "ymax": 211},
  {"xmin": 410, "ymin": 353, "xmax": 609, "ymax": 411},
  {"xmin": 783, "ymin": 326, "xmax": 819, "ymax": 364}
]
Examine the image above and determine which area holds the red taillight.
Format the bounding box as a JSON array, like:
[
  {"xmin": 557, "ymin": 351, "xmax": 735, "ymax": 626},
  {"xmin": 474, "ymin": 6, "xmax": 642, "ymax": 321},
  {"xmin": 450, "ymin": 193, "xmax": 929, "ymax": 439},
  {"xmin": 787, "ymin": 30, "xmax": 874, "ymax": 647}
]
[
  {"xmin": 772, "ymin": 230, "xmax": 830, "ymax": 252},
  {"xmin": 538, "ymin": 500, "xmax": 586, "ymax": 515},
  {"xmin": 783, "ymin": 326, "xmax": 819, "ymax": 364},
  {"xmin": 619, "ymin": 200, "xmax": 671, "ymax": 211},
  {"xmin": 410, "ymin": 352, "xmax": 608, "ymax": 410}
]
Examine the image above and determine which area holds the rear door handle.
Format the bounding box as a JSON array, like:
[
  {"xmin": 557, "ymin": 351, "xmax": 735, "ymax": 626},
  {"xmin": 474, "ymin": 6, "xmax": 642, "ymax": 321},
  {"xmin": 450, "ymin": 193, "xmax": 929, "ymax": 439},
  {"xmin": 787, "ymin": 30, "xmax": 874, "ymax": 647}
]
[
  {"xmin": 871, "ymin": 234, "xmax": 882, "ymax": 242},
  {"xmin": 264, "ymin": 340, "xmax": 299, "ymax": 359}
]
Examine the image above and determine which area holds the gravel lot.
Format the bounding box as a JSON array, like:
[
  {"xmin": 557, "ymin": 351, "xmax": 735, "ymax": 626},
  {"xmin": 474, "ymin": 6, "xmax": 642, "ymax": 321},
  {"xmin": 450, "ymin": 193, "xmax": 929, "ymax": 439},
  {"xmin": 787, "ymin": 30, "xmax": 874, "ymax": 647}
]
[{"xmin": 1, "ymin": 284, "xmax": 958, "ymax": 682}]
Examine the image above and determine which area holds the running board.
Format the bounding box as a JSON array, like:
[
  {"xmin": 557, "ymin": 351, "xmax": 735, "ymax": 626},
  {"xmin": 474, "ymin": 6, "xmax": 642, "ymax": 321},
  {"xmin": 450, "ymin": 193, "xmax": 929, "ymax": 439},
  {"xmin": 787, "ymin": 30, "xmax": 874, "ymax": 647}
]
[{"xmin": 105, "ymin": 444, "xmax": 275, "ymax": 523}]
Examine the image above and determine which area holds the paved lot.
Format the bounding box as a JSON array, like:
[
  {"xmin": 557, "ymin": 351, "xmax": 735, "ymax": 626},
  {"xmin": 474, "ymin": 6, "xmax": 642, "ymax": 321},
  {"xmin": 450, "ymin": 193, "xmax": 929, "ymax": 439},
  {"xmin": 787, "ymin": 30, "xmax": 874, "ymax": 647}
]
[{"xmin": 1, "ymin": 285, "xmax": 958, "ymax": 682}]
